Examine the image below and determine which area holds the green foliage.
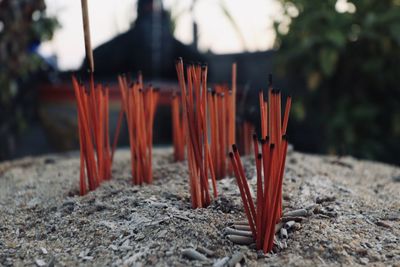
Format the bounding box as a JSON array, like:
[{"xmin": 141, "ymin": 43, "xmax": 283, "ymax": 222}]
[
  {"xmin": 0, "ymin": 0, "xmax": 59, "ymax": 159},
  {"xmin": 274, "ymin": 0, "xmax": 400, "ymax": 164}
]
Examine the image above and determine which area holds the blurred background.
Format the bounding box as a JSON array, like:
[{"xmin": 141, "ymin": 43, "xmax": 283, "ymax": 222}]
[{"xmin": 0, "ymin": 0, "xmax": 399, "ymax": 165}]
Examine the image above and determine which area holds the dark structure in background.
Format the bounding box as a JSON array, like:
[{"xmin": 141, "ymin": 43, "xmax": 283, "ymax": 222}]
[{"xmin": 82, "ymin": 0, "xmax": 204, "ymax": 78}]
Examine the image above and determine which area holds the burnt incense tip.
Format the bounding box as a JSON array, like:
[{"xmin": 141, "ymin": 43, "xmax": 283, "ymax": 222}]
[
  {"xmin": 276, "ymin": 89, "xmax": 281, "ymax": 94},
  {"xmin": 260, "ymin": 139, "xmax": 266, "ymax": 145},
  {"xmin": 232, "ymin": 144, "xmax": 238, "ymax": 152},
  {"xmin": 202, "ymin": 63, "xmax": 208, "ymax": 69},
  {"xmin": 257, "ymin": 153, "xmax": 262, "ymax": 160},
  {"xmin": 282, "ymin": 134, "xmax": 288, "ymax": 140},
  {"xmin": 270, "ymin": 144, "xmax": 275, "ymax": 149},
  {"xmin": 252, "ymin": 132, "xmax": 258, "ymax": 140},
  {"xmin": 229, "ymin": 152, "xmax": 234, "ymax": 158}
]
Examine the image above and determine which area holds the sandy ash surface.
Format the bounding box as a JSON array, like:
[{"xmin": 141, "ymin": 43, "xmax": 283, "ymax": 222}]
[{"xmin": 0, "ymin": 147, "xmax": 399, "ymax": 267}]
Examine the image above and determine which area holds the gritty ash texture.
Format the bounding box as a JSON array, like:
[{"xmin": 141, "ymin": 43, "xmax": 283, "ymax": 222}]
[{"xmin": 0, "ymin": 148, "xmax": 399, "ymax": 267}]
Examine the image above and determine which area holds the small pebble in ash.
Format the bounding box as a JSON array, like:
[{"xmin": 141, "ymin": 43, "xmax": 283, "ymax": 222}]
[
  {"xmin": 35, "ymin": 259, "xmax": 46, "ymax": 267},
  {"xmin": 40, "ymin": 247, "xmax": 48, "ymax": 255}
]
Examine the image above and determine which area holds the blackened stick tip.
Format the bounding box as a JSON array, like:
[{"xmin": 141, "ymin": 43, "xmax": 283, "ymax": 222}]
[{"xmin": 232, "ymin": 144, "xmax": 238, "ymax": 152}]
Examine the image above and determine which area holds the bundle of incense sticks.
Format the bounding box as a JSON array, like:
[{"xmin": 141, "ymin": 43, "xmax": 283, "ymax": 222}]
[
  {"xmin": 207, "ymin": 63, "xmax": 237, "ymax": 179},
  {"xmin": 117, "ymin": 74, "xmax": 159, "ymax": 185},
  {"xmin": 229, "ymin": 85, "xmax": 291, "ymax": 253},
  {"xmin": 171, "ymin": 92, "xmax": 186, "ymax": 161},
  {"xmin": 72, "ymin": 75, "xmax": 112, "ymax": 195},
  {"xmin": 175, "ymin": 58, "xmax": 217, "ymax": 208}
]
